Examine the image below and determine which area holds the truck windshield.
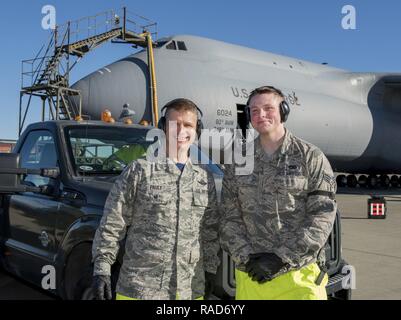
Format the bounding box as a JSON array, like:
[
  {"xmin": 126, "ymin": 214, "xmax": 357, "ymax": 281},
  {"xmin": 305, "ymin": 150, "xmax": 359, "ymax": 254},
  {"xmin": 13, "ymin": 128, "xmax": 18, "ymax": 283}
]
[{"xmin": 65, "ymin": 126, "xmax": 154, "ymax": 175}]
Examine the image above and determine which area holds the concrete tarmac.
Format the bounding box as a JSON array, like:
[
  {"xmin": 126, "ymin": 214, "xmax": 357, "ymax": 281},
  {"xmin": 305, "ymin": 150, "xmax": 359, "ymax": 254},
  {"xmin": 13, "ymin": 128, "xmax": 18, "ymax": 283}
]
[
  {"xmin": 0, "ymin": 270, "xmax": 55, "ymax": 300},
  {"xmin": 1, "ymin": 187, "xmax": 400, "ymax": 300},
  {"xmin": 337, "ymin": 188, "xmax": 401, "ymax": 300}
]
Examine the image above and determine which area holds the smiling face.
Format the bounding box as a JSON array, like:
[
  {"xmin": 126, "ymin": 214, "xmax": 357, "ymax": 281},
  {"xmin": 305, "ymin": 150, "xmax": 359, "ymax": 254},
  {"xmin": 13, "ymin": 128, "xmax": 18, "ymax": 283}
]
[
  {"xmin": 249, "ymin": 92, "xmax": 284, "ymax": 135},
  {"xmin": 165, "ymin": 109, "xmax": 198, "ymax": 155}
]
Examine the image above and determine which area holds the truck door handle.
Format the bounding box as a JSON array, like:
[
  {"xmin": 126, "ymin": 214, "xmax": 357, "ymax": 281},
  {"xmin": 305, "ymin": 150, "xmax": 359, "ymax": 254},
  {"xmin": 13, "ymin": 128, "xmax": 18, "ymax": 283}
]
[
  {"xmin": 60, "ymin": 189, "xmax": 86, "ymax": 206},
  {"xmin": 61, "ymin": 190, "xmax": 80, "ymax": 200}
]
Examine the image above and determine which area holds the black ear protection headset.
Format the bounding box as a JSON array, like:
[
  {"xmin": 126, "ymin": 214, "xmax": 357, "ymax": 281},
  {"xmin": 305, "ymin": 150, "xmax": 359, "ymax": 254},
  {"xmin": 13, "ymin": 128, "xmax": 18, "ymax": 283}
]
[
  {"xmin": 157, "ymin": 98, "xmax": 204, "ymax": 138},
  {"xmin": 245, "ymin": 85, "xmax": 290, "ymax": 127}
]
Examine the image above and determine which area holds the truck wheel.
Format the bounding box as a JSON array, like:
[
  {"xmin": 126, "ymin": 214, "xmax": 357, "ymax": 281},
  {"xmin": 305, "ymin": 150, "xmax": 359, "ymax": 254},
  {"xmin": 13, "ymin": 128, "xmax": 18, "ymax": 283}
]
[
  {"xmin": 73, "ymin": 262, "xmax": 121, "ymax": 300},
  {"xmin": 64, "ymin": 243, "xmax": 93, "ymax": 300},
  {"xmin": 74, "ymin": 266, "xmax": 95, "ymax": 300},
  {"xmin": 74, "ymin": 262, "xmax": 120, "ymax": 300},
  {"xmin": 65, "ymin": 243, "xmax": 121, "ymax": 300}
]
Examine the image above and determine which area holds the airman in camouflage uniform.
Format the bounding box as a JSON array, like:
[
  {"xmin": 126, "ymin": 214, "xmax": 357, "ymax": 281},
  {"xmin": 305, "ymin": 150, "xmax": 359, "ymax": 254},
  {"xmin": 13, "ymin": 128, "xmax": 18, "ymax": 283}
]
[
  {"xmin": 220, "ymin": 86, "xmax": 337, "ymax": 300},
  {"xmin": 92, "ymin": 99, "xmax": 220, "ymax": 300}
]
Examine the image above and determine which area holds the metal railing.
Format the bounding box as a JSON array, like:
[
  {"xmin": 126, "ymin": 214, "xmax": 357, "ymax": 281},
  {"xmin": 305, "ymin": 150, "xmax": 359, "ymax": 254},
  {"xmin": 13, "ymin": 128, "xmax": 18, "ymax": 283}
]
[
  {"xmin": 19, "ymin": 7, "xmax": 158, "ymax": 135},
  {"xmin": 22, "ymin": 8, "xmax": 157, "ymax": 89}
]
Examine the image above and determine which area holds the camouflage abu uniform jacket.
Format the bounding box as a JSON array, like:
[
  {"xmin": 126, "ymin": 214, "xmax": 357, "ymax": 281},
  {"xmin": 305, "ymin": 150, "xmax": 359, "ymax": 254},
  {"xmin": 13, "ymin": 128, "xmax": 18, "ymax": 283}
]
[
  {"xmin": 92, "ymin": 157, "xmax": 220, "ymax": 300},
  {"xmin": 220, "ymin": 129, "xmax": 337, "ymax": 272}
]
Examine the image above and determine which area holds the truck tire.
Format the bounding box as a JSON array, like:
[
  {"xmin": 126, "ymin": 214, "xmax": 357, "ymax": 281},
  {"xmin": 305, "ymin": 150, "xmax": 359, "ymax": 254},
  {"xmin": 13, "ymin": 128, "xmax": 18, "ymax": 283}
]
[
  {"xmin": 73, "ymin": 265, "xmax": 95, "ymax": 300},
  {"xmin": 65, "ymin": 243, "xmax": 121, "ymax": 300},
  {"xmin": 74, "ymin": 264, "xmax": 121, "ymax": 300},
  {"xmin": 64, "ymin": 242, "xmax": 93, "ymax": 300}
]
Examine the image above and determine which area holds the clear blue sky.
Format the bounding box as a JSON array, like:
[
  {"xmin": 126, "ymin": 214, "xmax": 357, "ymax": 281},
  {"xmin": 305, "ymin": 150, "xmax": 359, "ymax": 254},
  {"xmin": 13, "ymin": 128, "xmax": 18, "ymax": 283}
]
[{"xmin": 0, "ymin": 0, "xmax": 400, "ymax": 139}]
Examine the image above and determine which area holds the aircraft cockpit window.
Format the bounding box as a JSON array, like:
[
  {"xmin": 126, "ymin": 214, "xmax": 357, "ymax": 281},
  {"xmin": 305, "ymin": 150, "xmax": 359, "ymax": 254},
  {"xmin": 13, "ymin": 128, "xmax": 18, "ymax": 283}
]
[
  {"xmin": 166, "ymin": 41, "xmax": 177, "ymax": 50},
  {"xmin": 177, "ymin": 41, "xmax": 187, "ymax": 51},
  {"xmin": 156, "ymin": 40, "xmax": 169, "ymax": 48}
]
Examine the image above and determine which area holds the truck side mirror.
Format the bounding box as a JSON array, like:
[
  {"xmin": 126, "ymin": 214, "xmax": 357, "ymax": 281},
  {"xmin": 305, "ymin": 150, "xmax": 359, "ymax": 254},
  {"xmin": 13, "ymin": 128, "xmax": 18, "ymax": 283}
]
[
  {"xmin": 0, "ymin": 153, "xmax": 24, "ymax": 193},
  {"xmin": 0, "ymin": 153, "xmax": 60, "ymax": 194}
]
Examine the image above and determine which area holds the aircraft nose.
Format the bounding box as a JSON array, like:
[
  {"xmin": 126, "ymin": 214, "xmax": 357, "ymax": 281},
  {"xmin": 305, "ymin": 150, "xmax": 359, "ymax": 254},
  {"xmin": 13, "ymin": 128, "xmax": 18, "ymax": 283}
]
[{"xmin": 70, "ymin": 56, "xmax": 148, "ymax": 122}]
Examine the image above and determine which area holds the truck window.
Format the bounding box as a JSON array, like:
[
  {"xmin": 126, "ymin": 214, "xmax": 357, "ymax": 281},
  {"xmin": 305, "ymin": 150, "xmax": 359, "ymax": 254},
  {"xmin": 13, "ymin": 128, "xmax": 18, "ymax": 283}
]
[
  {"xmin": 19, "ymin": 130, "xmax": 58, "ymax": 187},
  {"xmin": 65, "ymin": 126, "xmax": 154, "ymax": 175}
]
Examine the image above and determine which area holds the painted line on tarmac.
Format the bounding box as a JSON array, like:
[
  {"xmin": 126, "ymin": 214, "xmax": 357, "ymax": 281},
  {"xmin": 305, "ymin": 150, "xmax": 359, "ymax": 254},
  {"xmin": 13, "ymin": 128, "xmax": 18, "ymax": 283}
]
[{"xmin": 343, "ymin": 247, "xmax": 401, "ymax": 260}]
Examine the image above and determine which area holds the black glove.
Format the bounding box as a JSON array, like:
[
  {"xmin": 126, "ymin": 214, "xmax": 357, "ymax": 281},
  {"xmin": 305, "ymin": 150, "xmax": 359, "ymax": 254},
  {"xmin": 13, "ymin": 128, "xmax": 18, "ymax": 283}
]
[
  {"xmin": 245, "ymin": 252, "xmax": 286, "ymax": 284},
  {"xmin": 204, "ymin": 272, "xmax": 216, "ymax": 299},
  {"xmin": 93, "ymin": 275, "xmax": 112, "ymax": 300}
]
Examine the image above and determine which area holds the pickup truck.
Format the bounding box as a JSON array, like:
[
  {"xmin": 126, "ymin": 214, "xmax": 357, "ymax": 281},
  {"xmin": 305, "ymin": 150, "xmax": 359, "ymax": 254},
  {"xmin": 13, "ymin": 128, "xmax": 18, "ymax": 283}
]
[{"xmin": 0, "ymin": 120, "xmax": 353, "ymax": 299}]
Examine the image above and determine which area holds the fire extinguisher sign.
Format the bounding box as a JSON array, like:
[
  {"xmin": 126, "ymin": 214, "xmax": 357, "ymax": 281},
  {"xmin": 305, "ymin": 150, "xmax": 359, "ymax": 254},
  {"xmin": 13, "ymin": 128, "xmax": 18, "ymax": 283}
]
[{"xmin": 368, "ymin": 196, "xmax": 386, "ymax": 219}]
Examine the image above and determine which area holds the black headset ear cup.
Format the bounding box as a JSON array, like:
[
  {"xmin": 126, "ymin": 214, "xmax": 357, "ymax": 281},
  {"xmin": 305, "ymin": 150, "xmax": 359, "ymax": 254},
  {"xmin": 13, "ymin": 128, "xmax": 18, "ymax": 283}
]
[
  {"xmin": 280, "ymin": 101, "xmax": 290, "ymax": 122},
  {"xmin": 245, "ymin": 106, "xmax": 251, "ymax": 128},
  {"xmin": 157, "ymin": 116, "xmax": 166, "ymax": 131},
  {"xmin": 196, "ymin": 120, "xmax": 204, "ymax": 138}
]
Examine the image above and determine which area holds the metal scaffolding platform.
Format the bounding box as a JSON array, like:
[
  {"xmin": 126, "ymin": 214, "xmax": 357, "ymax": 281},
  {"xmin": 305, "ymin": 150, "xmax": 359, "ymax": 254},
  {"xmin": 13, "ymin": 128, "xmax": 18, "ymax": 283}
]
[{"xmin": 19, "ymin": 7, "xmax": 158, "ymax": 136}]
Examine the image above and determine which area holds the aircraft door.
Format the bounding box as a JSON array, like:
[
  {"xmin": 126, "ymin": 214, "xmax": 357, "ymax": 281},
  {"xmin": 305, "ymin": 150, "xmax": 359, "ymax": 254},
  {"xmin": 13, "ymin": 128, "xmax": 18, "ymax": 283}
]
[{"xmin": 236, "ymin": 104, "xmax": 248, "ymax": 139}]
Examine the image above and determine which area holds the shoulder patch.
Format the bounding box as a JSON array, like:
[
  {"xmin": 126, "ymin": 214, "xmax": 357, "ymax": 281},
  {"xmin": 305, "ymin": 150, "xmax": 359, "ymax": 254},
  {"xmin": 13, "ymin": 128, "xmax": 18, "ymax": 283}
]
[{"xmin": 323, "ymin": 172, "xmax": 336, "ymax": 189}]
